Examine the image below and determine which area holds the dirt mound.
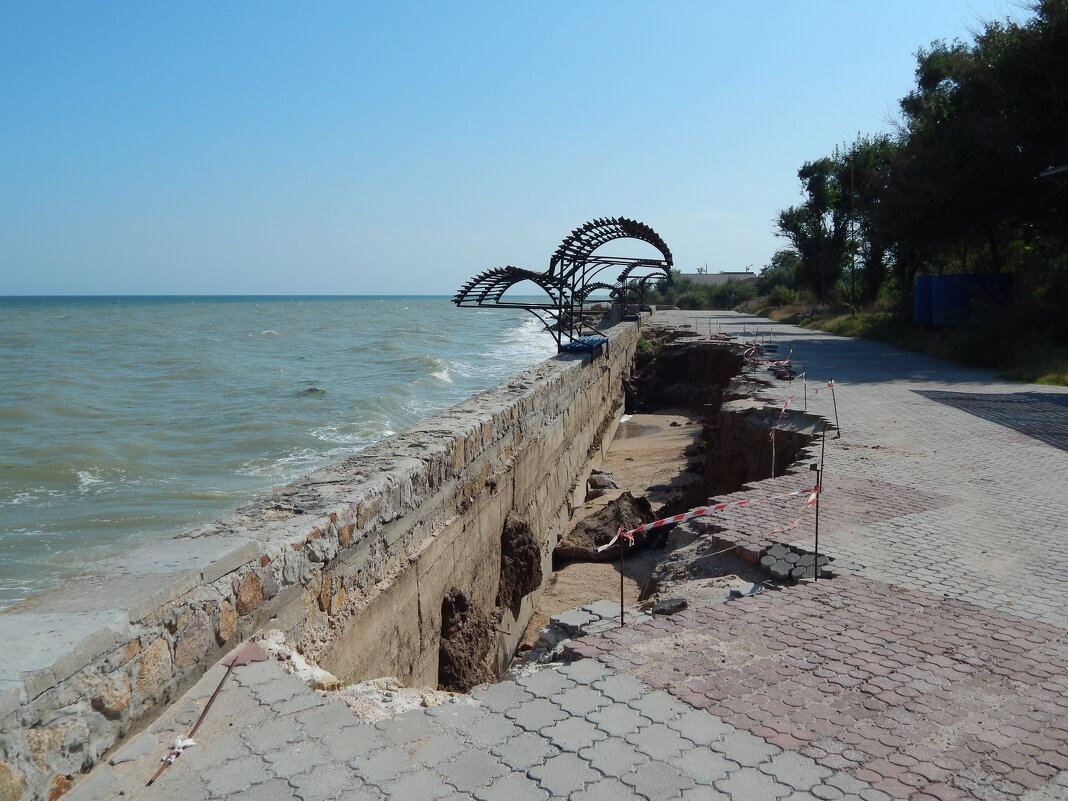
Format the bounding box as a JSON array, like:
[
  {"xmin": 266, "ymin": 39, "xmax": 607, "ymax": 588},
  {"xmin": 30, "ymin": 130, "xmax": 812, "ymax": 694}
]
[
  {"xmin": 497, "ymin": 514, "xmax": 543, "ymax": 612},
  {"xmin": 553, "ymin": 492, "xmax": 655, "ymax": 564},
  {"xmin": 438, "ymin": 590, "xmax": 494, "ymax": 692}
]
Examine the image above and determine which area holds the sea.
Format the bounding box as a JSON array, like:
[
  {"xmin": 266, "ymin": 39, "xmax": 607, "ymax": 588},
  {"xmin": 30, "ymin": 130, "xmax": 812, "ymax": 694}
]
[{"xmin": 0, "ymin": 296, "xmax": 558, "ymax": 609}]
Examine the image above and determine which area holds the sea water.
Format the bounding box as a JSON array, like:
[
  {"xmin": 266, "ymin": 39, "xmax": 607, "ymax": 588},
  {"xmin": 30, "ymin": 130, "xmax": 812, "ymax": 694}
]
[{"xmin": 0, "ymin": 296, "xmax": 557, "ymax": 608}]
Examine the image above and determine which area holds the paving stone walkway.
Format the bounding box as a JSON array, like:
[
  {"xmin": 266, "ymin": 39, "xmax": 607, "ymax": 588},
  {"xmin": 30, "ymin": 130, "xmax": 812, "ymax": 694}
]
[{"xmin": 65, "ymin": 312, "xmax": 1068, "ymax": 801}]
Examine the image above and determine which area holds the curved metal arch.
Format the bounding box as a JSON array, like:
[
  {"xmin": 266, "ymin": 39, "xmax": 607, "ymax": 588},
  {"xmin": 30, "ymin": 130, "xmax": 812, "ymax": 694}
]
[
  {"xmin": 574, "ymin": 281, "xmax": 621, "ymax": 304},
  {"xmin": 549, "ymin": 217, "xmax": 673, "ymax": 279},
  {"xmin": 453, "ymin": 266, "xmax": 565, "ymax": 308},
  {"xmin": 452, "ymin": 216, "xmax": 673, "ymax": 352},
  {"xmin": 615, "ymin": 261, "xmax": 672, "ymax": 285}
]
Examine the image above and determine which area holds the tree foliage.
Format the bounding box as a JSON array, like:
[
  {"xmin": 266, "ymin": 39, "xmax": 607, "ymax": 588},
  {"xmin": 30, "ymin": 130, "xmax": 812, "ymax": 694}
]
[{"xmin": 772, "ymin": 1, "xmax": 1068, "ymax": 337}]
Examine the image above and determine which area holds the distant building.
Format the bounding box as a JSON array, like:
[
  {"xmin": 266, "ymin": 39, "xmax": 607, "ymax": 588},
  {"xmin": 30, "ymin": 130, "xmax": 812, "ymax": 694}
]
[{"xmin": 679, "ymin": 270, "xmax": 758, "ymax": 286}]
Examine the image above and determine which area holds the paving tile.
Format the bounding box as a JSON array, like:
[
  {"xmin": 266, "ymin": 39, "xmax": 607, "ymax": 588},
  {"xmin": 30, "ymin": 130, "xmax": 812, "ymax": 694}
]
[
  {"xmin": 570, "ymin": 777, "xmax": 648, "ymax": 801},
  {"xmin": 472, "ymin": 771, "xmax": 548, "ymax": 801},
  {"xmin": 435, "ymin": 750, "xmax": 508, "ymax": 793},
  {"xmin": 668, "ymin": 749, "xmax": 739, "ymax": 785},
  {"xmin": 527, "ymin": 752, "xmax": 600, "ymax": 796},
  {"xmin": 619, "ymin": 759, "xmax": 696, "ymax": 800},
  {"xmin": 714, "ymin": 766, "xmax": 791, "ymax": 799},
  {"xmin": 539, "ymin": 717, "xmax": 608, "ymax": 752},
  {"xmin": 625, "ymin": 723, "xmax": 694, "ymax": 762},
  {"xmin": 378, "ymin": 770, "xmax": 453, "ymax": 801},
  {"xmin": 491, "ymin": 731, "xmax": 559, "ymax": 771},
  {"xmin": 579, "ymin": 737, "xmax": 650, "ymax": 778},
  {"xmin": 588, "ymin": 702, "xmax": 651, "ymax": 737},
  {"xmin": 287, "ymin": 762, "xmax": 362, "ymax": 801},
  {"xmin": 472, "ymin": 680, "xmax": 533, "ymax": 713}
]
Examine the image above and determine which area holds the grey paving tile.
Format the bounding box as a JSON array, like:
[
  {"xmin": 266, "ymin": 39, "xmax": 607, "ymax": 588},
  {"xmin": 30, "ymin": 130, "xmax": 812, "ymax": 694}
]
[
  {"xmin": 619, "ymin": 759, "xmax": 696, "ymax": 800},
  {"xmin": 472, "ymin": 771, "xmax": 548, "ymax": 801},
  {"xmin": 377, "ymin": 710, "xmax": 443, "ymax": 745},
  {"xmin": 504, "ymin": 697, "xmax": 570, "ymax": 731},
  {"xmin": 593, "ymin": 673, "xmax": 647, "ymax": 703},
  {"xmin": 527, "ymin": 752, "xmax": 600, "ymax": 796},
  {"xmin": 759, "ymin": 751, "xmax": 833, "ymax": 792},
  {"xmin": 456, "ymin": 713, "xmax": 519, "ymax": 747},
  {"xmin": 714, "ymin": 766, "xmax": 791, "ymax": 799},
  {"xmin": 669, "ymin": 749, "xmax": 740, "ymax": 786},
  {"xmin": 570, "ymin": 777, "xmax": 647, "ymax": 801},
  {"xmin": 588, "ymin": 702, "xmax": 651, "ymax": 737},
  {"xmin": 711, "ymin": 730, "xmax": 781, "ymax": 767},
  {"xmin": 491, "ymin": 731, "xmax": 559, "ymax": 771},
  {"xmin": 557, "ymin": 658, "xmax": 614, "ymax": 684},
  {"xmin": 552, "ymin": 686, "xmax": 611, "ymax": 716},
  {"xmin": 435, "ymin": 750, "xmax": 508, "ymax": 792},
  {"xmin": 378, "ymin": 770, "xmax": 454, "ymax": 801},
  {"xmin": 626, "ymin": 690, "xmax": 689, "ymax": 724},
  {"xmin": 513, "ymin": 668, "xmax": 578, "ymax": 698},
  {"xmin": 666, "ymin": 710, "xmax": 733, "ymax": 746},
  {"xmin": 624, "ymin": 723, "xmax": 692, "ymax": 762},
  {"xmin": 288, "ymin": 762, "xmax": 362, "ymax": 801},
  {"xmin": 428, "ymin": 699, "xmax": 488, "ymax": 728},
  {"xmin": 411, "ymin": 732, "xmax": 468, "ymax": 766},
  {"xmin": 578, "ymin": 738, "xmax": 649, "ymax": 778},
  {"xmin": 349, "ymin": 748, "xmax": 413, "ymax": 784},
  {"xmin": 204, "ymin": 754, "xmax": 270, "ymax": 797},
  {"xmin": 296, "ymin": 702, "xmax": 360, "ymax": 733},
  {"xmin": 539, "ymin": 717, "xmax": 607, "ymax": 752},
  {"xmin": 471, "ymin": 680, "xmax": 533, "ymax": 713}
]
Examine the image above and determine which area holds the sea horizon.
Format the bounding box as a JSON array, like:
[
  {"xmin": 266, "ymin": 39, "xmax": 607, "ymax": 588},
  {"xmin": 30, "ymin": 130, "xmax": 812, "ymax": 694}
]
[{"xmin": 0, "ymin": 295, "xmax": 558, "ymax": 607}]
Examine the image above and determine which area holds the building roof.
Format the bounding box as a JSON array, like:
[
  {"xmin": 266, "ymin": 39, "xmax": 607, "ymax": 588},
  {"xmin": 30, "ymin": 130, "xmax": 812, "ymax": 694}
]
[{"xmin": 679, "ymin": 271, "xmax": 758, "ymax": 286}]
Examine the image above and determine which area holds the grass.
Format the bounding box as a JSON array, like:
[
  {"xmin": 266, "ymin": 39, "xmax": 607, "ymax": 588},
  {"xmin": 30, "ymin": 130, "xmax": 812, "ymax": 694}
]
[{"xmin": 760, "ymin": 304, "xmax": 1068, "ymax": 386}]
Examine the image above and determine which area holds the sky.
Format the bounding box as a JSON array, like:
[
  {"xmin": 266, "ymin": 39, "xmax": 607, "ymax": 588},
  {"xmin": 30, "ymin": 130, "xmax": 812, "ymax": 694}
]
[{"xmin": 0, "ymin": 1, "xmax": 1028, "ymax": 296}]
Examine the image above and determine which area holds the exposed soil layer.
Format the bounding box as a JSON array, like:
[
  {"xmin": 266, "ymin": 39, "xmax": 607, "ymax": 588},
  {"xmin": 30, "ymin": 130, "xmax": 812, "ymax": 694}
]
[
  {"xmin": 497, "ymin": 514, "xmax": 543, "ymax": 612},
  {"xmin": 438, "ymin": 589, "xmax": 494, "ymax": 692},
  {"xmin": 553, "ymin": 492, "xmax": 655, "ymax": 565},
  {"xmin": 524, "ymin": 334, "xmax": 817, "ymax": 648},
  {"xmin": 628, "ymin": 337, "xmax": 746, "ymax": 411}
]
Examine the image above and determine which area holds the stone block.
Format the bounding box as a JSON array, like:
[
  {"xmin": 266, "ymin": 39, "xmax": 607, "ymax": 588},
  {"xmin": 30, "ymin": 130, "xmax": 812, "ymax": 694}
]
[
  {"xmin": 233, "ymin": 573, "xmax": 263, "ymax": 616},
  {"xmin": 90, "ymin": 672, "xmax": 131, "ymax": 720},
  {"xmin": 0, "ymin": 762, "xmax": 24, "ymax": 801},
  {"xmin": 173, "ymin": 611, "xmax": 211, "ymax": 670},
  {"xmin": 133, "ymin": 637, "xmax": 172, "ymax": 696}
]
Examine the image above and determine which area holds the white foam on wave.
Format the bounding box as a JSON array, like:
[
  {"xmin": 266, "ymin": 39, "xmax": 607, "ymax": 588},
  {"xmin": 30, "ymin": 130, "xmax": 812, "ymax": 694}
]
[{"xmin": 76, "ymin": 471, "xmax": 107, "ymax": 493}]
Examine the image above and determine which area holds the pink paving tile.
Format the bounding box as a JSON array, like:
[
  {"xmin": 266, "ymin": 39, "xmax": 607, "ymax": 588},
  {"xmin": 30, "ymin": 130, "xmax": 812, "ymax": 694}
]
[{"xmin": 573, "ymin": 574, "xmax": 1068, "ymax": 799}]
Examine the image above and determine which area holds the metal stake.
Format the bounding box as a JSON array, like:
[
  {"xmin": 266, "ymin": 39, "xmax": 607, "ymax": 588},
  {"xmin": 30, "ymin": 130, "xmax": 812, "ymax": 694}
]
[
  {"xmin": 814, "ymin": 425, "xmax": 827, "ymax": 580},
  {"xmin": 830, "ymin": 379, "xmax": 841, "ymax": 437}
]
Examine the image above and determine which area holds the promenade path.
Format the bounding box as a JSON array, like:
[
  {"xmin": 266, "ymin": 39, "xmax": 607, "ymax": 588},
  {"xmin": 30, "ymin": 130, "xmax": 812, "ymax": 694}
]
[{"xmin": 66, "ymin": 311, "xmax": 1068, "ymax": 801}]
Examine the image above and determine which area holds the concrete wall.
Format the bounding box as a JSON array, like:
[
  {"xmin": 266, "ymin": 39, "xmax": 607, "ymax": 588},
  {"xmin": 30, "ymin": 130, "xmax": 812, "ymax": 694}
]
[{"xmin": 0, "ymin": 323, "xmax": 639, "ymax": 801}]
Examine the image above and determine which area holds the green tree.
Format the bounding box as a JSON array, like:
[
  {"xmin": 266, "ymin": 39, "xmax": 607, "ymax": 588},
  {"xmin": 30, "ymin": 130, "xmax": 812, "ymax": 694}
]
[{"xmin": 776, "ymin": 158, "xmax": 849, "ymax": 302}]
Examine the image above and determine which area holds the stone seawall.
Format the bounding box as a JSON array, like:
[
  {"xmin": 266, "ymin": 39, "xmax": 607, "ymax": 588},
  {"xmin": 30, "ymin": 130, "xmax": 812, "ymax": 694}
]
[{"xmin": 0, "ymin": 323, "xmax": 639, "ymax": 801}]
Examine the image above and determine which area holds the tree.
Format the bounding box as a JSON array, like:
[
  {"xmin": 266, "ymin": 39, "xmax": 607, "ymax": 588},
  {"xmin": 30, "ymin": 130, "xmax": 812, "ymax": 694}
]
[{"xmin": 776, "ymin": 158, "xmax": 849, "ymax": 302}]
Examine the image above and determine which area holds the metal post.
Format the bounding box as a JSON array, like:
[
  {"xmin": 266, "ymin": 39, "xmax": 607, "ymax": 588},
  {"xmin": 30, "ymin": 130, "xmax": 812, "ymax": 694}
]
[
  {"xmin": 830, "ymin": 379, "xmax": 841, "ymax": 437},
  {"xmin": 814, "ymin": 425, "xmax": 827, "ymax": 580}
]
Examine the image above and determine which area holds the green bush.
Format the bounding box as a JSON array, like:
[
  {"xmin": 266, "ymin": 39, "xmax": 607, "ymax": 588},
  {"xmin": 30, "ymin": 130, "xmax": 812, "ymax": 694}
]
[{"xmin": 769, "ymin": 285, "xmax": 800, "ymax": 307}]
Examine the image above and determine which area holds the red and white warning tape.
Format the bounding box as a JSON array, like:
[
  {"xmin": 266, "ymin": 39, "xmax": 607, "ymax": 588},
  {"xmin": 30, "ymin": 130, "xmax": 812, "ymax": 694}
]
[
  {"xmin": 597, "ymin": 486, "xmax": 819, "ymax": 552},
  {"xmin": 163, "ymin": 738, "xmax": 196, "ymax": 764},
  {"xmin": 815, "ymin": 379, "xmax": 835, "ymax": 393},
  {"xmin": 744, "ymin": 347, "xmax": 794, "ymax": 366}
]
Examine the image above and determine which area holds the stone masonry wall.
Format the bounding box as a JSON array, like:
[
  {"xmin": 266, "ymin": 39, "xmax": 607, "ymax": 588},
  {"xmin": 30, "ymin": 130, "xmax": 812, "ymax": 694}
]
[{"xmin": 0, "ymin": 324, "xmax": 639, "ymax": 801}]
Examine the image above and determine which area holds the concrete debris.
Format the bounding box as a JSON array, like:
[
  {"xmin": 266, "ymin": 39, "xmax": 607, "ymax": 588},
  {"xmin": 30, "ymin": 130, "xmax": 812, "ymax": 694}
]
[
  {"xmin": 334, "ymin": 677, "xmax": 457, "ymax": 722},
  {"xmin": 256, "ymin": 630, "xmax": 343, "ymax": 691}
]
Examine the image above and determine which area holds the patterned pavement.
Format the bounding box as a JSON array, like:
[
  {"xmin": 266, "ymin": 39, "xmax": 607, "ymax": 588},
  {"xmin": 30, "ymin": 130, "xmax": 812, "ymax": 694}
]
[{"xmin": 64, "ymin": 311, "xmax": 1068, "ymax": 801}]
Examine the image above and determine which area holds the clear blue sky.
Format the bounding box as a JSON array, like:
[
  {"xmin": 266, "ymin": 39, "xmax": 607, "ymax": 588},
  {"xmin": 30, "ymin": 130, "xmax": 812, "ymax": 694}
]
[{"xmin": 0, "ymin": 1, "xmax": 1025, "ymax": 295}]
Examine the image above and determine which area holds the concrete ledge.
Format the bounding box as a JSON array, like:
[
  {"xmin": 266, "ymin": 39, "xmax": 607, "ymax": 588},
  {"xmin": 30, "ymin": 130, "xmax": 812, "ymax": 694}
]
[{"xmin": 0, "ymin": 322, "xmax": 639, "ymax": 801}]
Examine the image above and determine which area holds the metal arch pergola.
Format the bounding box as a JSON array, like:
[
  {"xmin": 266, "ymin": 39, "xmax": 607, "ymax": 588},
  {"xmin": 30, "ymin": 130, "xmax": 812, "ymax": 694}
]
[{"xmin": 452, "ymin": 217, "xmax": 673, "ymax": 350}]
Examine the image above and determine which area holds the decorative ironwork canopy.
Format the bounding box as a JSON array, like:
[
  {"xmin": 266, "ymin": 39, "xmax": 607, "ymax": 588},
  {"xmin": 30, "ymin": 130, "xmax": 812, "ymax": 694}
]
[{"xmin": 452, "ymin": 217, "xmax": 673, "ymax": 350}]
